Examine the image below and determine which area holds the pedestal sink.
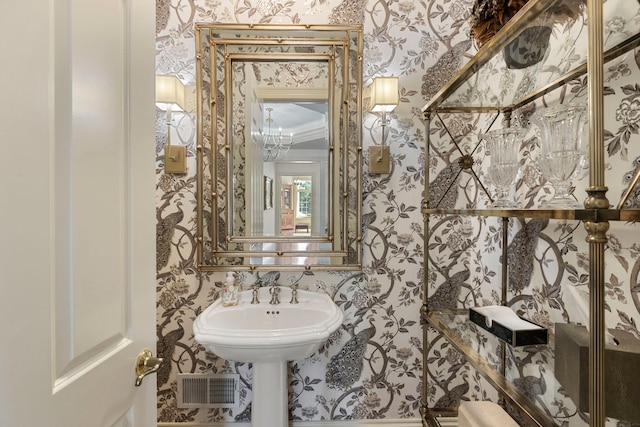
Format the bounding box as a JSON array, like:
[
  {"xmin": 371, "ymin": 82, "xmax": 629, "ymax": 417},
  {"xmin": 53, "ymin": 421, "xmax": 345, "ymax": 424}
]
[{"xmin": 193, "ymin": 285, "xmax": 343, "ymax": 427}]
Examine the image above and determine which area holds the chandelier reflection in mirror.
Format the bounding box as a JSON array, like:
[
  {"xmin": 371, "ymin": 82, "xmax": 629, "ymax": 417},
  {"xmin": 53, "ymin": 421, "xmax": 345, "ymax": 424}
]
[{"xmin": 254, "ymin": 107, "xmax": 294, "ymax": 162}]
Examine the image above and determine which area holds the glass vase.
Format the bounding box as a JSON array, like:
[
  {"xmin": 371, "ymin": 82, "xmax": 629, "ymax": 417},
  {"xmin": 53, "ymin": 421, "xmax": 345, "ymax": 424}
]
[
  {"xmin": 532, "ymin": 104, "xmax": 588, "ymax": 209},
  {"xmin": 484, "ymin": 127, "xmax": 526, "ymax": 208}
]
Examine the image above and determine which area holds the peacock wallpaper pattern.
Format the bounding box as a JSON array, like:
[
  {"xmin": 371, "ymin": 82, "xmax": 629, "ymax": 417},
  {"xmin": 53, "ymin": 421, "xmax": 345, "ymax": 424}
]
[
  {"xmin": 155, "ymin": 0, "xmax": 460, "ymax": 422},
  {"xmin": 156, "ymin": 0, "xmax": 640, "ymax": 425}
]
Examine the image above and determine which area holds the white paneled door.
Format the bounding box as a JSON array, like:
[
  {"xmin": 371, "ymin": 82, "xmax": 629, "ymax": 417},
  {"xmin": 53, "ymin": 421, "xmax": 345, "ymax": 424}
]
[{"xmin": 0, "ymin": 0, "xmax": 156, "ymax": 426}]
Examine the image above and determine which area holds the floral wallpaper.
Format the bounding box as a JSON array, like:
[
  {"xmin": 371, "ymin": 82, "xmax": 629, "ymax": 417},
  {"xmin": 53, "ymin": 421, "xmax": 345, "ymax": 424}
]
[
  {"xmin": 155, "ymin": 0, "xmax": 640, "ymax": 426},
  {"xmin": 155, "ymin": 0, "xmax": 469, "ymax": 423}
]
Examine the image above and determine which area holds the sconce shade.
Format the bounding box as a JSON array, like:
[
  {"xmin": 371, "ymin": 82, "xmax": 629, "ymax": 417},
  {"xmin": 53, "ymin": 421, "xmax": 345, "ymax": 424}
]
[
  {"xmin": 156, "ymin": 75, "xmax": 186, "ymax": 110},
  {"xmin": 370, "ymin": 76, "xmax": 399, "ymax": 113}
]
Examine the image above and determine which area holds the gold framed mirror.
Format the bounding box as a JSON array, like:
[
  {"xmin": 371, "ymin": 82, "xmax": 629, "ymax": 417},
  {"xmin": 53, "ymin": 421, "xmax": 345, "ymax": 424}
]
[{"xmin": 195, "ymin": 24, "xmax": 363, "ymax": 271}]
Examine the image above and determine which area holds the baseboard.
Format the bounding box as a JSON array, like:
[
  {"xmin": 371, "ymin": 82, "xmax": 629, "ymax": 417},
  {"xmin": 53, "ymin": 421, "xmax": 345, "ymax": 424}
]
[{"xmin": 158, "ymin": 419, "xmax": 422, "ymax": 427}]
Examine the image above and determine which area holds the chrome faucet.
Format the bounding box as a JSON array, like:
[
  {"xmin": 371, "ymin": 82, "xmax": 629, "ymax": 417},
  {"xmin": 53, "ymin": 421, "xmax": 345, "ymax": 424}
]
[
  {"xmin": 269, "ymin": 282, "xmax": 281, "ymax": 305},
  {"xmin": 251, "ymin": 284, "xmax": 260, "ymax": 304},
  {"xmin": 290, "ymin": 283, "xmax": 299, "ymax": 304}
]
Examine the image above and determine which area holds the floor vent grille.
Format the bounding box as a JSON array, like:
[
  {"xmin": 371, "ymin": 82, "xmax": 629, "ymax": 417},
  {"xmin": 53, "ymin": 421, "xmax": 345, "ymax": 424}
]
[{"xmin": 177, "ymin": 373, "xmax": 240, "ymax": 408}]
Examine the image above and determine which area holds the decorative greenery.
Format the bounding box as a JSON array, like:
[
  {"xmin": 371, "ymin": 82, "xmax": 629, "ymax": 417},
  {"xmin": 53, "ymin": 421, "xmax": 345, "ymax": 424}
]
[
  {"xmin": 469, "ymin": 0, "xmax": 529, "ymax": 48},
  {"xmin": 469, "ymin": 0, "xmax": 585, "ymax": 48}
]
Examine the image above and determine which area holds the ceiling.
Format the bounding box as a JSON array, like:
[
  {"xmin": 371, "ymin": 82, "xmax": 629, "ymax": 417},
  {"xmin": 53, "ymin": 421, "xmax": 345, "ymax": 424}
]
[{"xmin": 262, "ymin": 101, "xmax": 328, "ymax": 150}]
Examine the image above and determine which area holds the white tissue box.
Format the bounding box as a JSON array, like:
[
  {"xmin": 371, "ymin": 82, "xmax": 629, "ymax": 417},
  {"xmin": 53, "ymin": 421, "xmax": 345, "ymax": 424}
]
[{"xmin": 469, "ymin": 306, "xmax": 548, "ymax": 347}]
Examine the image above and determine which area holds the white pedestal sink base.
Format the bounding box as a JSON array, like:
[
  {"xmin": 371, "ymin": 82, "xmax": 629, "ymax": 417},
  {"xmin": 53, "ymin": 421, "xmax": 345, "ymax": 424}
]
[{"xmin": 252, "ymin": 361, "xmax": 288, "ymax": 427}]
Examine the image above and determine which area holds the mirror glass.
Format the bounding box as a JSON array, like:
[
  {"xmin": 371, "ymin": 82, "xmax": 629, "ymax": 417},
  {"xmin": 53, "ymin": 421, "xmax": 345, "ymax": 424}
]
[{"xmin": 195, "ymin": 24, "xmax": 363, "ymax": 271}]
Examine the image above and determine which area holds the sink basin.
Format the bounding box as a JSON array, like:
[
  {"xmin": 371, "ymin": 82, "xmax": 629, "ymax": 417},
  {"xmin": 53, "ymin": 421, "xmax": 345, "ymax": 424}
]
[
  {"xmin": 194, "ymin": 286, "xmax": 343, "ymax": 427},
  {"xmin": 194, "ymin": 286, "xmax": 343, "ymax": 362}
]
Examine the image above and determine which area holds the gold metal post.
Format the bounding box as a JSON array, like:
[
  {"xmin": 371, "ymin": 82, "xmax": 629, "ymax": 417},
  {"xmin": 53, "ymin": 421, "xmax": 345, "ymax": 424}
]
[
  {"xmin": 586, "ymin": 0, "xmax": 607, "ymax": 425},
  {"xmin": 422, "ymin": 110, "xmax": 431, "ymax": 424}
]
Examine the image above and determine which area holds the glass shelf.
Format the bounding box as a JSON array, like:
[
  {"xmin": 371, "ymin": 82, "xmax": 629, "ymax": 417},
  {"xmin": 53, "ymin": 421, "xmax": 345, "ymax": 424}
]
[
  {"xmin": 424, "ymin": 309, "xmax": 558, "ymax": 427},
  {"xmin": 422, "ymin": 0, "xmax": 640, "ymax": 113},
  {"xmin": 421, "ymin": 208, "xmax": 640, "ymax": 222}
]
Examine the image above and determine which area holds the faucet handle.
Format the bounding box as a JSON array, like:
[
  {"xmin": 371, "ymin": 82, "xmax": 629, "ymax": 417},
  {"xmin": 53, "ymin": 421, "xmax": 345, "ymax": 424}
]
[
  {"xmin": 290, "ymin": 283, "xmax": 299, "ymax": 304},
  {"xmin": 269, "ymin": 283, "xmax": 281, "ymax": 305},
  {"xmin": 251, "ymin": 284, "xmax": 260, "ymax": 304}
]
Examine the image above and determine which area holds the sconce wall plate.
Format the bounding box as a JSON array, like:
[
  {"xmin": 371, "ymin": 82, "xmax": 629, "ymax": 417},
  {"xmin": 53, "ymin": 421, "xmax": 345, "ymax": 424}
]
[
  {"xmin": 165, "ymin": 145, "xmax": 187, "ymax": 174},
  {"xmin": 369, "ymin": 146, "xmax": 390, "ymax": 174}
]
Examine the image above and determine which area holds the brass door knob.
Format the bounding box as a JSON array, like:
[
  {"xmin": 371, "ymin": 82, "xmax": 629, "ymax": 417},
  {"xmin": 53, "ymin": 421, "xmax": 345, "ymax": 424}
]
[{"xmin": 134, "ymin": 348, "xmax": 163, "ymax": 387}]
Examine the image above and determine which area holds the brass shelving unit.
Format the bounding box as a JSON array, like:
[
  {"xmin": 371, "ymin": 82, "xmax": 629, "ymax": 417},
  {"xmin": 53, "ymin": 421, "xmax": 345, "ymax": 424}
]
[
  {"xmin": 423, "ymin": 309, "xmax": 556, "ymax": 427},
  {"xmin": 420, "ymin": 1, "xmax": 640, "ymax": 426}
]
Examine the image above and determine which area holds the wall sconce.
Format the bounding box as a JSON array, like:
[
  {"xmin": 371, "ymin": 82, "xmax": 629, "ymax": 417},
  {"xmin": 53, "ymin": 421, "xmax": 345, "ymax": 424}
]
[
  {"xmin": 369, "ymin": 76, "xmax": 399, "ymax": 174},
  {"xmin": 156, "ymin": 75, "xmax": 187, "ymax": 174}
]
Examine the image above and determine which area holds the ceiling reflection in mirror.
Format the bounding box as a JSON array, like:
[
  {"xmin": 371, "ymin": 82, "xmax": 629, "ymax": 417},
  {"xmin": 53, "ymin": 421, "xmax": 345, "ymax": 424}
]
[{"xmin": 195, "ymin": 24, "xmax": 363, "ymax": 271}]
